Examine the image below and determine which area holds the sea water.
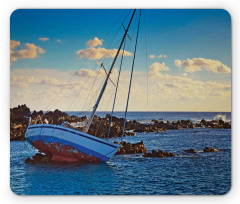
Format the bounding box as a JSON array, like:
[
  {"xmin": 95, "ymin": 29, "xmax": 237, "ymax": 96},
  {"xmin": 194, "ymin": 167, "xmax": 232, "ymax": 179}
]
[
  {"xmin": 66, "ymin": 111, "xmax": 231, "ymax": 126},
  {"xmin": 10, "ymin": 112, "xmax": 231, "ymax": 195}
]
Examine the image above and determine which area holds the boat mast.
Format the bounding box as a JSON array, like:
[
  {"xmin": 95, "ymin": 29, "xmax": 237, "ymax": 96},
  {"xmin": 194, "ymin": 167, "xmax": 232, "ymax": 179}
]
[{"xmin": 84, "ymin": 9, "xmax": 136, "ymax": 133}]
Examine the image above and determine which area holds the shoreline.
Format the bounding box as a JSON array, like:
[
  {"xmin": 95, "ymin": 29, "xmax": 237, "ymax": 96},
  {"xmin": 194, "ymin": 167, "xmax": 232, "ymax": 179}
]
[{"xmin": 10, "ymin": 104, "xmax": 231, "ymax": 141}]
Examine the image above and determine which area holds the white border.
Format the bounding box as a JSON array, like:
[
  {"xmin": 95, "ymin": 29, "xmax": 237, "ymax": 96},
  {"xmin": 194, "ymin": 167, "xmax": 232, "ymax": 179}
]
[{"xmin": 1, "ymin": 0, "xmax": 239, "ymax": 203}]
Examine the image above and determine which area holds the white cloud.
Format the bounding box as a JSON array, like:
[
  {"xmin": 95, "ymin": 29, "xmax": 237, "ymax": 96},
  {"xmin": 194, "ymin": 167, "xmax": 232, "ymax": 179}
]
[
  {"xmin": 175, "ymin": 60, "xmax": 182, "ymax": 68},
  {"xmin": 86, "ymin": 37, "xmax": 103, "ymax": 47},
  {"xmin": 149, "ymin": 54, "xmax": 167, "ymax": 59},
  {"xmin": 152, "ymin": 72, "xmax": 231, "ymax": 106},
  {"xmin": 10, "ymin": 40, "xmax": 20, "ymax": 50},
  {"xmin": 149, "ymin": 62, "xmax": 170, "ymax": 77},
  {"xmin": 10, "ymin": 67, "xmax": 231, "ymax": 112},
  {"xmin": 74, "ymin": 69, "xmax": 104, "ymax": 78},
  {"xmin": 77, "ymin": 47, "xmax": 132, "ymax": 60},
  {"xmin": 175, "ymin": 58, "xmax": 231, "ymax": 73},
  {"xmin": 10, "ymin": 40, "xmax": 46, "ymax": 62},
  {"xmin": 185, "ymin": 66, "xmax": 202, "ymax": 73},
  {"xmin": 27, "ymin": 76, "xmax": 38, "ymax": 83},
  {"xmin": 40, "ymin": 78, "xmax": 61, "ymax": 86},
  {"xmin": 11, "ymin": 76, "xmax": 28, "ymax": 88},
  {"xmin": 158, "ymin": 54, "xmax": 167, "ymax": 58},
  {"xmin": 38, "ymin": 37, "xmax": 49, "ymax": 41}
]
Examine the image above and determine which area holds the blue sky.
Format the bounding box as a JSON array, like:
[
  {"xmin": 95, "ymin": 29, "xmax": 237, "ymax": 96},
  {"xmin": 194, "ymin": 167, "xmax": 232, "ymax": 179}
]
[{"xmin": 10, "ymin": 9, "xmax": 231, "ymax": 111}]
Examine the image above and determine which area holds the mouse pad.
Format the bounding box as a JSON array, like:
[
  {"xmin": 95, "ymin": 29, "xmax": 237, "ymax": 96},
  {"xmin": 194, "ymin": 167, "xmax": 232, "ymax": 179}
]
[{"xmin": 10, "ymin": 9, "xmax": 231, "ymax": 195}]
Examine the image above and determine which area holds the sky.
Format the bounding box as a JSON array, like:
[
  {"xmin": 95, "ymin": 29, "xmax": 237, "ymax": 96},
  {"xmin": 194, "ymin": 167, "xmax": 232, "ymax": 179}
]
[{"xmin": 10, "ymin": 9, "xmax": 231, "ymax": 112}]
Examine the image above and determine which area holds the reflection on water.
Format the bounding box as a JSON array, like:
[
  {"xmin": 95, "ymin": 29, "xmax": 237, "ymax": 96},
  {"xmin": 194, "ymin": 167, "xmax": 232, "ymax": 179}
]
[{"xmin": 11, "ymin": 127, "xmax": 231, "ymax": 195}]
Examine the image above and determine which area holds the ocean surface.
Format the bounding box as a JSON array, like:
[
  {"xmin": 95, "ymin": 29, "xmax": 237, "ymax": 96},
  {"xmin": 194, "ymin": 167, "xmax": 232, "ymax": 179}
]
[
  {"xmin": 10, "ymin": 112, "xmax": 231, "ymax": 195},
  {"xmin": 66, "ymin": 111, "xmax": 232, "ymax": 124}
]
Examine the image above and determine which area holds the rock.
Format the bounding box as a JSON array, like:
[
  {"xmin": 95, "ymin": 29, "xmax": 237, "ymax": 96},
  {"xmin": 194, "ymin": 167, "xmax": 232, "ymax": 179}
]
[
  {"xmin": 10, "ymin": 104, "xmax": 231, "ymax": 142},
  {"xmin": 114, "ymin": 141, "xmax": 147, "ymax": 155},
  {"xmin": 12, "ymin": 124, "xmax": 23, "ymax": 130},
  {"xmin": 203, "ymin": 147, "xmax": 220, "ymax": 152},
  {"xmin": 124, "ymin": 131, "xmax": 136, "ymax": 136},
  {"xmin": 10, "ymin": 104, "xmax": 31, "ymax": 141},
  {"xmin": 143, "ymin": 150, "xmax": 175, "ymax": 157},
  {"xmin": 223, "ymin": 122, "xmax": 231, "ymax": 129},
  {"xmin": 200, "ymin": 119, "xmax": 207, "ymax": 125},
  {"xmin": 184, "ymin": 148, "xmax": 197, "ymax": 153},
  {"xmin": 10, "ymin": 104, "xmax": 30, "ymax": 118}
]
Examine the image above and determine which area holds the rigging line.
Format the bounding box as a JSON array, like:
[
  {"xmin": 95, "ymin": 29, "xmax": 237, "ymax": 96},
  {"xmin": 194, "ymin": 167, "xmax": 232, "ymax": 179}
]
[
  {"xmin": 84, "ymin": 9, "xmax": 137, "ymax": 133},
  {"xmin": 59, "ymin": 49, "xmax": 116, "ymax": 111},
  {"xmin": 66, "ymin": 67, "xmax": 101, "ymax": 111},
  {"xmin": 104, "ymin": 83, "xmax": 116, "ymax": 112},
  {"xmin": 87, "ymin": 72, "xmax": 108, "ymax": 112},
  {"xmin": 44, "ymin": 11, "xmax": 129, "ymax": 112},
  {"xmin": 73, "ymin": 62, "xmax": 106, "ymax": 110},
  {"xmin": 49, "ymin": 10, "xmax": 130, "ymax": 112},
  {"xmin": 44, "ymin": 74, "xmax": 75, "ymax": 111},
  {"xmin": 96, "ymin": 18, "xmax": 128, "ymax": 67},
  {"xmin": 48, "ymin": 49, "xmax": 110, "ymax": 112},
  {"xmin": 47, "ymin": 11, "xmax": 133, "ymax": 113},
  {"xmin": 80, "ymin": 36, "xmax": 124, "ymax": 113},
  {"xmin": 107, "ymin": 38, "xmax": 126, "ymax": 140},
  {"xmin": 91, "ymin": 77, "xmax": 106, "ymax": 109},
  {"xmin": 45, "ymin": 21, "xmax": 124, "ymax": 112},
  {"xmin": 143, "ymin": 10, "xmax": 149, "ymax": 105},
  {"xmin": 67, "ymin": 44, "xmax": 121, "ymax": 112},
  {"xmin": 44, "ymin": 56, "xmax": 97, "ymax": 112},
  {"xmin": 101, "ymin": 64, "xmax": 116, "ymax": 87},
  {"xmin": 121, "ymin": 10, "xmax": 142, "ymax": 140},
  {"xmin": 83, "ymin": 74, "xmax": 106, "ymax": 113},
  {"xmin": 94, "ymin": 84, "xmax": 116, "ymax": 137},
  {"xmin": 100, "ymin": 9, "xmax": 130, "ymax": 48},
  {"xmin": 89, "ymin": 32, "xmax": 132, "ymax": 113},
  {"xmin": 48, "ymin": 12, "xmax": 128, "ymax": 110},
  {"xmin": 60, "ymin": 36, "xmax": 124, "ymax": 112},
  {"xmin": 80, "ymin": 68, "xmax": 103, "ymax": 112}
]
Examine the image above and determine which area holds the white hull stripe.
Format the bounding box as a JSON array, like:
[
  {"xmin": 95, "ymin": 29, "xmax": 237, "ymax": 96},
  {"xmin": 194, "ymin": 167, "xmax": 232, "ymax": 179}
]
[{"xmin": 28, "ymin": 125, "xmax": 118, "ymax": 148}]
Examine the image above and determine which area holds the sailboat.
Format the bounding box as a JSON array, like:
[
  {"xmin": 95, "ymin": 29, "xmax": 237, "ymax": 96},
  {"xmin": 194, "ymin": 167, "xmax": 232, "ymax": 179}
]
[{"xmin": 25, "ymin": 9, "xmax": 141, "ymax": 162}]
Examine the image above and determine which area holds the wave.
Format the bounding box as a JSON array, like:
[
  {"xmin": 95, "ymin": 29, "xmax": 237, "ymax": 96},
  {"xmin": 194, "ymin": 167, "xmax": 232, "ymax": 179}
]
[{"xmin": 214, "ymin": 114, "xmax": 227, "ymax": 121}]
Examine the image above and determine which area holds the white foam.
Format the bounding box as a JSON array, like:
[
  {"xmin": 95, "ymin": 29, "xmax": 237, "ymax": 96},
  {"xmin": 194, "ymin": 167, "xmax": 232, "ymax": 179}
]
[{"xmin": 214, "ymin": 114, "xmax": 227, "ymax": 121}]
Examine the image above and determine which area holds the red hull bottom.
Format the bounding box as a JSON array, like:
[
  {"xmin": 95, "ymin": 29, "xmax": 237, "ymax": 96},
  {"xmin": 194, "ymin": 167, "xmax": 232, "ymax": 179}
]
[
  {"xmin": 32, "ymin": 140, "xmax": 100, "ymax": 163},
  {"xmin": 51, "ymin": 155, "xmax": 79, "ymax": 162}
]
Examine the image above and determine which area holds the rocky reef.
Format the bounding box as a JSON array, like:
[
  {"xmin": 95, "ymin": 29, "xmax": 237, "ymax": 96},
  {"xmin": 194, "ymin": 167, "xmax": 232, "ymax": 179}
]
[
  {"xmin": 10, "ymin": 104, "xmax": 231, "ymax": 141},
  {"xmin": 10, "ymin": 104, "xmax": 30, "ymax": 141},
  {"xmin": 24, "ymin": 144, "xmax": 222, "ymax": 164},
  {"xmin": 151, "ymin": 118, "xmax": 231, "ymax": 129},
  {"xmin": 143, "ymin": 150, "xmax": 176, "ymax": 157},
  {"xmin": 184, "ymin": 148, "xmax": 197, "ymax": 153},
  {"xmin": 203, "ymin": 147, "xmax": 220, "ymax": 152},
  {"xmin": 114, "ymin": 141, "xmax": 147, "ymax": 155}
]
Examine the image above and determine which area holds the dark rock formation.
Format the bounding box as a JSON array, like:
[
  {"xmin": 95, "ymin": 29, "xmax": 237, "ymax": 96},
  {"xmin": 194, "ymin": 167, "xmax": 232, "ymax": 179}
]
[
  {"xmin": 184, "ymin": 148, "xmax": 197, "ymax": 153},
  {"xmin": 203, "ymin": 147, "xmax": 220, "ymax": 152},
  {"xmin": 143, "ymin": 150, "xmax": 175, "ymax": 157},
  {"xmin": 10, "ymin": 104, "xmax": 231, "ymax": 141},
  {"xmin": 124, "ymin": 131, "xmax": 136, "ymax": 136},
  {"xmin": 10, "ymin": 104, "xmax": 30, "ymax": 141},
  {"xmin": 10, "ymin": 104, "xmax": 30, "ymax": 118},
  {"xmin": 114, "ymin": 141, "xmax": 147, "ymax": 155}
]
